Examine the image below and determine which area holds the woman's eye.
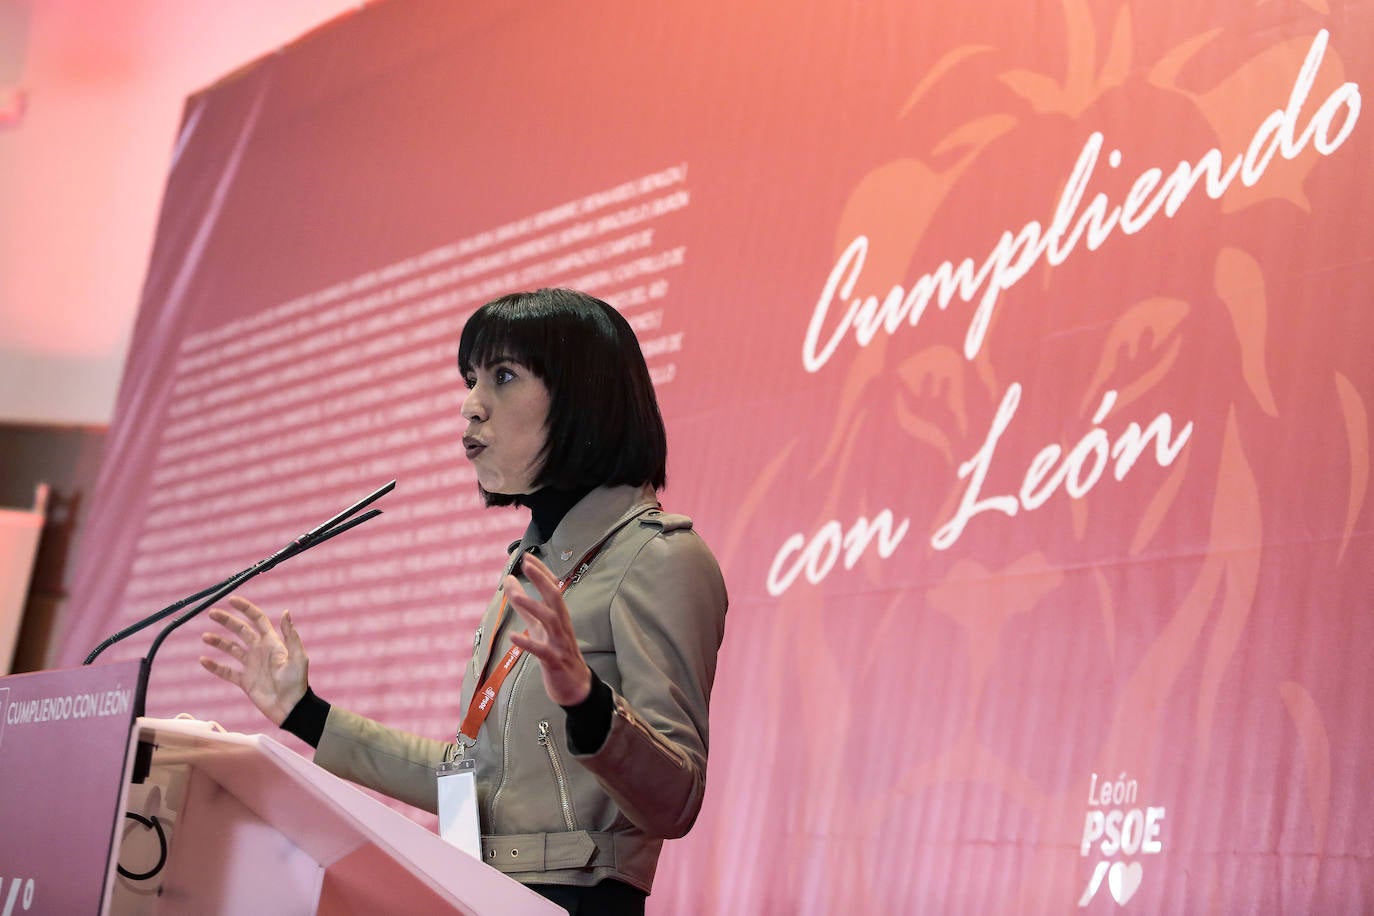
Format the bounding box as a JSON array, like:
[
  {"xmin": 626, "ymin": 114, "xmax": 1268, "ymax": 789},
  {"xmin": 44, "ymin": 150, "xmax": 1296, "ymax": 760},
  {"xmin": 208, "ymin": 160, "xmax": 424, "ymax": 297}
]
[
  {"xmin": 495, "ymin": 367, "xmax": 516, "ymax": 384},
  {"xmin": 463, "ymin": 374, "xmax": 476, "ymax": 390}
]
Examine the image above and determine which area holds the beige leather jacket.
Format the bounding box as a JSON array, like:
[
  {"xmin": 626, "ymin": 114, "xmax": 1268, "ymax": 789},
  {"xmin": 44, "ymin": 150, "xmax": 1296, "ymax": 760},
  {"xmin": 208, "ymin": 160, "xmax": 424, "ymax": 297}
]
[{"xmin": 313, "ymin": 485, "xmax": 729, "ymax": 892}]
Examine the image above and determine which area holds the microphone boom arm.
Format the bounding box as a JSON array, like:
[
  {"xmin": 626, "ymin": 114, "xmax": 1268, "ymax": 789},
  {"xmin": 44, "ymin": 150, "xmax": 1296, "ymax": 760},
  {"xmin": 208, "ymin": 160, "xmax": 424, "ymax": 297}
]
[{"xmin": 83, "ymin": 481, "xmax": 396, "ymax": 689}]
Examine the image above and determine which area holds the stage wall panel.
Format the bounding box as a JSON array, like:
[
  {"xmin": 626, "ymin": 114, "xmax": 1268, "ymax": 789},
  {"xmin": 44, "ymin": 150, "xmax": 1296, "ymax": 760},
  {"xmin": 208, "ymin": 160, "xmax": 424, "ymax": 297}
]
[{"xmin": 59, "ymin": 1, "xmax": 1374, "ymax": 911}]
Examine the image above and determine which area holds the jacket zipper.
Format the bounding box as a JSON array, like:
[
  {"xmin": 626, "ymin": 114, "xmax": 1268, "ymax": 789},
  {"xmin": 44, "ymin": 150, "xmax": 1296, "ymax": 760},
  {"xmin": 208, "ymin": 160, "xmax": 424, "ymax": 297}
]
[
  {"xmin": 538, "ymin": 719, "xmax": 577, "ymax": 831},
  {"xmin": 487, "ymin": 653, "xmax": 531, "ymax": 823},
  {"xmin": 483, "ymin": 518, "xmax": 645, "ymax": 828}
]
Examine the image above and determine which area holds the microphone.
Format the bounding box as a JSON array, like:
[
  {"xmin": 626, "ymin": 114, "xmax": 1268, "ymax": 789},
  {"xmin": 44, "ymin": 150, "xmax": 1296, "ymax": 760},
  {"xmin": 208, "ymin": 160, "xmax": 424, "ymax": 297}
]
[
  {"xmin": 253, "ymin": 479, "xmax": 396, "ymax": 573},
  {"xmin": 87, "ymin": 479, "xmax": 395, "ymax": 785},
  {"xmin": 84, "ymin": 480, "xmax": 396, "ymax": 669}
]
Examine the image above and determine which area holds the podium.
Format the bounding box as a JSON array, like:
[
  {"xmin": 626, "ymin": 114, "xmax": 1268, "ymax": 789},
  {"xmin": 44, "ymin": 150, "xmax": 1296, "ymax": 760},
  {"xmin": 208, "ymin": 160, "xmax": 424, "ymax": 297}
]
[{"xmin": 0, "ymin": 662, "xmax": 560, "ymax": 914}]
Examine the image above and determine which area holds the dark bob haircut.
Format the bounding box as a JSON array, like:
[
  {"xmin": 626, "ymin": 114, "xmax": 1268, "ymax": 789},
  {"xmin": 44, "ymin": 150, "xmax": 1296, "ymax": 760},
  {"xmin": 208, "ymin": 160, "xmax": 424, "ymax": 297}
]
[{"xmin": 458, "ymin": 288, "xmax": 668, "ymax": 506}]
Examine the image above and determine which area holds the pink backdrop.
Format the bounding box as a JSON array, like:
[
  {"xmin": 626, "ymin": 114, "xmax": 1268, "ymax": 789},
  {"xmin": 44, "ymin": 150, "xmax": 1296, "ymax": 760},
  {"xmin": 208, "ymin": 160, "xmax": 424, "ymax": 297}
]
[{"xmin": 59, "ymin": 0, "xmax": 1373, "ymax": 911}]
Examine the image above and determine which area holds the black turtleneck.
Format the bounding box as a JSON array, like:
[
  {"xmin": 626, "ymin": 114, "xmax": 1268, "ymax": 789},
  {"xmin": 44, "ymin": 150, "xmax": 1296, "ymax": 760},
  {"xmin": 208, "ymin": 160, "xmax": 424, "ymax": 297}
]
[
  {"xmin": 517, "ymin": 486, "xmax": 592, "ymax": 542},
  {"xmin": 281, "ymin": 486, "xmax": 614, "ymax": 754}
]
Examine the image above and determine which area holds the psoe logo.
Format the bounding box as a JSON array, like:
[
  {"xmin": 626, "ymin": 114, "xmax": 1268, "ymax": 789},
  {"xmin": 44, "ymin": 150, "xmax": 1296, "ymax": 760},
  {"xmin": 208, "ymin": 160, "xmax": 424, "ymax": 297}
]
[{"xmin": 1078, "ymin": 771, "xmax": 1166, "ymax": 907}]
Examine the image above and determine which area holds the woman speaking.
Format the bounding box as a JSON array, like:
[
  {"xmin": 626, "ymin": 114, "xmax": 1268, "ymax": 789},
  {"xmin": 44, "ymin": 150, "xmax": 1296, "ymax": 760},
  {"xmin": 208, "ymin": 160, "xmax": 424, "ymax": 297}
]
[{"xmin": 199, "ymin": 288, "xmax": 729, "ymax": 913}]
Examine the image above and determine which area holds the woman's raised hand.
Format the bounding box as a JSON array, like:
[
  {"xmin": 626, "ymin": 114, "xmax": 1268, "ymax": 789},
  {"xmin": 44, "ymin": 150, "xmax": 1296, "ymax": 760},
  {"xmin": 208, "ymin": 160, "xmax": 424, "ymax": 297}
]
[
  {"xmin": 199, "ymin": 595, "xmax": 309, "ymax": 726},
  {"xmin": 505, "ymin": 552, "xmax": 594, "ymax": 707}
]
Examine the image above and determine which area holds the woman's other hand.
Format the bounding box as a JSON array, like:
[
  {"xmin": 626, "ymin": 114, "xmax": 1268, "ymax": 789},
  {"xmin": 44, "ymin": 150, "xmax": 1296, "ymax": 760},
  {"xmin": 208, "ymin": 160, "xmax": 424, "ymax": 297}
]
[
  {"xmin": 199, "ymin": 595, "xmax": 309, "ymax": 726},
  {"xmin": 505, "ymin": 552, "xmax": 593, "ymax": 706}
]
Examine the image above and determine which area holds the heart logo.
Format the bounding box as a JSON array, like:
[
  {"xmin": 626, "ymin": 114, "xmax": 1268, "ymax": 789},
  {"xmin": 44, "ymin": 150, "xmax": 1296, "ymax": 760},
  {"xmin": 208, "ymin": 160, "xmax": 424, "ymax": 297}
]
[{"xmin": 1108, "ymin": 861, "xmax": 1143, "ymax": 905}]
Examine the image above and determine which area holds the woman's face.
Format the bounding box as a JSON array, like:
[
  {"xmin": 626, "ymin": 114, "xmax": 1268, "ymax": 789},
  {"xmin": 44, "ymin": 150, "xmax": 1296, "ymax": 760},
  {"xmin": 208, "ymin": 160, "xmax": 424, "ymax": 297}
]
[{"xmin": 461, "ymin": 358, "xmax": 551, "ymax": 495}]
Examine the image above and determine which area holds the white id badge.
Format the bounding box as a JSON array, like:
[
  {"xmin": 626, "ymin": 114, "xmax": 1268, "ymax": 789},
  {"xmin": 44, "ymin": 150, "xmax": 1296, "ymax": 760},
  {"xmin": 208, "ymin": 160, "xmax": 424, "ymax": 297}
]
[{"xmin": 436, "ymin": 758, "xmax": 481, "ymax": 858}]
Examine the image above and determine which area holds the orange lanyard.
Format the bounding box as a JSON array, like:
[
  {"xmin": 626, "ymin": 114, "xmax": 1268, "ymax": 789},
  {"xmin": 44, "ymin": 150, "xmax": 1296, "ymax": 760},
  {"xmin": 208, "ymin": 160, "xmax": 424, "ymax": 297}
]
[{"xmin": 456, "ymin": 538, "xmax": 610, "ymax": 744}]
